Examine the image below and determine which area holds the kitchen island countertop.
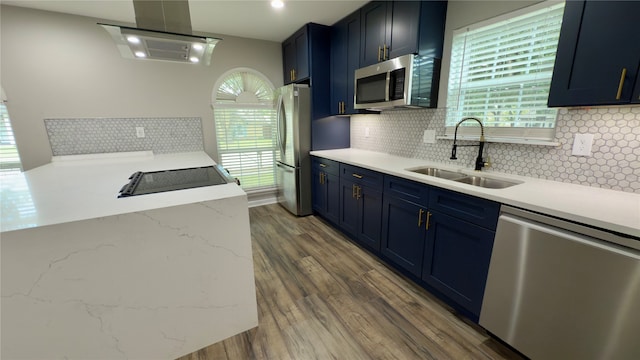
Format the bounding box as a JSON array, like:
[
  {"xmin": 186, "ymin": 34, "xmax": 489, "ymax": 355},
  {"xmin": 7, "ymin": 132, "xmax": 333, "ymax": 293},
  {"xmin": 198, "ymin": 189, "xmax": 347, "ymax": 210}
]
[
  {"xmin": 311, "ymin": 148, "xmax": 639, "ymax": 238},
  {"xmin": 1, "ymin": 151, "xmax": 244, "ymax": 233},
  {"xmin": 1, "ymin": 151, "xmax": 257, "ymax": 360}
]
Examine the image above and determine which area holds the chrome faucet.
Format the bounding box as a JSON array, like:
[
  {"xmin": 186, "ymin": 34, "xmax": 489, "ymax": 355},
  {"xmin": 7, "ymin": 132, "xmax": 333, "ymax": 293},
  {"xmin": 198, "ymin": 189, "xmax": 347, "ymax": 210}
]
[{"xmin": 450, "ymin": 117, "xmax": 488, "ymax": 171}]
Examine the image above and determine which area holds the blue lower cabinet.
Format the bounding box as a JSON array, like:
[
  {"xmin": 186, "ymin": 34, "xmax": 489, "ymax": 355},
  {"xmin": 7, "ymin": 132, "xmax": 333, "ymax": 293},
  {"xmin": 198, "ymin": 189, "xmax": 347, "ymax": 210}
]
[
  {"xmin": 311, "ymin": 157, "xmax": 341, "ymax": 224},
  {"xmin": 381, "ymin": 196, "xmax": 428, "ymax": 277},
  {"xmin": 339, "ymin": 177, "xmax": 383, "ymax": 251},
  {"xmin": 421, "ymin": 210, "xmax": 495, "ymax": 318}
]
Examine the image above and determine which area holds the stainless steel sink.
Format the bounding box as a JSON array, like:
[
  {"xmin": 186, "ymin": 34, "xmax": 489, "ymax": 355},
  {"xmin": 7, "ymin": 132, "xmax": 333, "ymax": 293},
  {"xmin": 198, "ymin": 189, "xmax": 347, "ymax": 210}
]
[
  {"xmin": 408, "ymin": 167, "xmax": 466, "ymax": 180},
  {"xmin": 453, "ymin": 176, "xmax": 521, "ymax": 189}
]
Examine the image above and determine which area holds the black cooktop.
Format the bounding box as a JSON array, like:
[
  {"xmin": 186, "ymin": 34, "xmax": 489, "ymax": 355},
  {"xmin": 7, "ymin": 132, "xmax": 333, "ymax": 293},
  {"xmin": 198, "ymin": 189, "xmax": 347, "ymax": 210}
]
[{"xmin": 118, "ymin": 165, "xmax": 235, "ymax": 198}]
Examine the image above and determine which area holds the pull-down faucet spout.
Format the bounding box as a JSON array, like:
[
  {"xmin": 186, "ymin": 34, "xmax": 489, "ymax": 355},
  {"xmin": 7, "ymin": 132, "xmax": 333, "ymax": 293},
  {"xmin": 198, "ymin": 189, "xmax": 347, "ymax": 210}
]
[{"xmin": 450, "ymin": 117, "xmax": 487, "ymax": 171}]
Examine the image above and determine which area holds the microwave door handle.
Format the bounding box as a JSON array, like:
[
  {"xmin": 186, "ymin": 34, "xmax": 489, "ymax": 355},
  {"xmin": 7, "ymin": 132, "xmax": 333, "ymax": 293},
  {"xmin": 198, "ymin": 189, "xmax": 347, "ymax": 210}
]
[{"xmin": 385, "ymin": 71, "xmax": 391, "ymax": 101}]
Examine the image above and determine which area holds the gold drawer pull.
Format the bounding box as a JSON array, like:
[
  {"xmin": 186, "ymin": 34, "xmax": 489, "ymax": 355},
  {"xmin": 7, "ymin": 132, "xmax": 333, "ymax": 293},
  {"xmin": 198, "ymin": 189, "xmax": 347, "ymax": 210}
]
[
  {"xmin": 352, "ymin": 173, "xmax": 363, "ymax": 179},
  {"xmin": 319, "ymin": 163, "xmax": 327, "ymax": 168},
  {"xmin": 425, "ymin": 211, "xmax": 432, "ymax": 230},
  {"xmin": 417, "ymin": 209, "xmax": 425, "ymax": 227},
  {"xmin": 616, "ymin": 68, "xmax": 627, "ymax": 100}
]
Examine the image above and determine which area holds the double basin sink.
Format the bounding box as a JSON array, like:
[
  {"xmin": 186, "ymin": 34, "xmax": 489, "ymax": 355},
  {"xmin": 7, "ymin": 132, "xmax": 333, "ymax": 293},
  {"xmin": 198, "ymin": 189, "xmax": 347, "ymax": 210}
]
[{"xmin": 408, "ymin": 167, "xmax": 521, "ymax": 189}]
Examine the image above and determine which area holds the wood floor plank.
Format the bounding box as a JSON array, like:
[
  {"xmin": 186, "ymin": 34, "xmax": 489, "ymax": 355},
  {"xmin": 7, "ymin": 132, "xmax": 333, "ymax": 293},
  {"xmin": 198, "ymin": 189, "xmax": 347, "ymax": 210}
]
[{"xmin": 177, "ymin": 204, "xmax": 523, "ymax": 360}]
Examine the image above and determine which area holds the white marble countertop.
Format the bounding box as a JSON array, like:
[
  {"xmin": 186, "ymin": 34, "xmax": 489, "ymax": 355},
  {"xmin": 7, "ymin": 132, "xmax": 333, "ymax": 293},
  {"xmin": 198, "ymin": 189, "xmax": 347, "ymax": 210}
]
[
  {"xmin": 1, "ymin": 151, "xmax": 245, "ymax": 233},
  {"xmin": 310, "ymin": 148, "xmax": 640, "ymax": 238}
]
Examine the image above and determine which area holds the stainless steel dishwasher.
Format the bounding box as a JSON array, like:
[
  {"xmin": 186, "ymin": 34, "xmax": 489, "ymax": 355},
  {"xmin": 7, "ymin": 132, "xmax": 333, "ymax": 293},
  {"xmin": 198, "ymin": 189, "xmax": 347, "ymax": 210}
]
[{"xmin": 480, "ymin": 206, "xmax": 640, "ymax": 360}]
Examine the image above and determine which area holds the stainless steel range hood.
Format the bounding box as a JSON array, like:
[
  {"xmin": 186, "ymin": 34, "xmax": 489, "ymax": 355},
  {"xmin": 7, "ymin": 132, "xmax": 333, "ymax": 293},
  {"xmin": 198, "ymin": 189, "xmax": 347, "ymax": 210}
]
[{"xmin": 100, "ymin": 0, "xmax": 220, "ymax": 65}]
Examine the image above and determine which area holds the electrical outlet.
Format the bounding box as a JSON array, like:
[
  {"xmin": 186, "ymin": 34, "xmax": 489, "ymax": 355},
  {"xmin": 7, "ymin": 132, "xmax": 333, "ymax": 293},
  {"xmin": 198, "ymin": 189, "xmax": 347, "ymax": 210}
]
[
  {"xmin": 423, "ymin": 129, "xmax": 436, "ymax": 144},
  {"xmin": 365, "ymin": 127, "xmax": 370, "ymax": 138},
  {"xmin": 136, "ymin": 126, "xmax": 145, "ymax": 138},
  {"xmin": 572, "ymin": 133, "xmax": 593, "ymax": 156}
]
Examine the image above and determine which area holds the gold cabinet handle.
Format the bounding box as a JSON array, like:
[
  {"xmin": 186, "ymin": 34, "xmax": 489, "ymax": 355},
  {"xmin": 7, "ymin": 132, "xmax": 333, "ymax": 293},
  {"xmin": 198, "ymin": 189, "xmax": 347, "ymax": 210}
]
[
  {"xmin": 319, "ymin": 163, "xmax": 327, "ymax": 168},
  {"xmin": 292, "ymin": 68, "xmax": 296, "ymax": 81},
  {"xmin": 616, "ymin": 68, "xmax": 627, "ymax": 100},
  {"xmin": 417, "ymin": 209, "xmax": 425, "ymax": 227},
  {"xmin": 319, "ymin": 172, "xmax": 325, "ymax": 184},
  {"xmin": 357, "ymin": 185, "xmax": 362, "ymax": 200},
  {"xmin": 378, "ymin": 46, "xmax": 382, "ymax": 62},
  {"xmin": 383, "ymin": 44, "xmax": 388, "ymax": 60},
  {"xmin": 352, "ymin": 184, "xmax": 357, "ymax": 198},
  {"xmin": 425, "ymin": 211, "xmax": 432, "ymax": 230},
  {"xmin": 352, "ymin": 173, "xmax": 363, "ymax": 179}
]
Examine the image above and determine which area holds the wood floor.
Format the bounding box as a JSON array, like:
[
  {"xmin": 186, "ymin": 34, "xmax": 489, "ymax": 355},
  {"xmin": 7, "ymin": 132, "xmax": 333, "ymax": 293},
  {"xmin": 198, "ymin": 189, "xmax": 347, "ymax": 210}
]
[{"xmin": 178, "ymin": 204, "xmax": 524, "ymax": 360}]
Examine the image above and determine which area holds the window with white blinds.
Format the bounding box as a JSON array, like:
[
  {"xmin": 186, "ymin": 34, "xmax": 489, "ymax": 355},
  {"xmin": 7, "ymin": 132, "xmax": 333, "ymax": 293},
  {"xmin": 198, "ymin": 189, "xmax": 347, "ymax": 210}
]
[
  {"xmin": 446, "ymin": 1, "xmax": 565, "ymax": 141},
  {"xmin": 0, "ymin": 102, "xmax": 23, "ymax": 175},
  {"xmin": 213, "ymin": 70, "xmax": 276, "ymax": 190}
]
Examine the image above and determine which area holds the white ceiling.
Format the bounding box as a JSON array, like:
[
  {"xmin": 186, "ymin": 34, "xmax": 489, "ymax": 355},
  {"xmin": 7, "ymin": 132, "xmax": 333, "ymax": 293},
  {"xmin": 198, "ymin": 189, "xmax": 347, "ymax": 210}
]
[{"xmin": 2, "ymin": 0, "xmax": 369, "ymax": 42}]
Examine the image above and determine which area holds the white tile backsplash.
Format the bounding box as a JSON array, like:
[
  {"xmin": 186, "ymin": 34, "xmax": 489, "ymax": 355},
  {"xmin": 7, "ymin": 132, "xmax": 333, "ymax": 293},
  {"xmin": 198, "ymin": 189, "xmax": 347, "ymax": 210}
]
[
  {"xmin": 351, "ymin": 106, "xmax": 640, "ymax": 193},
  {"xmin": 45, "ymin": 117, "xmax": 203, "ymax": 156}
]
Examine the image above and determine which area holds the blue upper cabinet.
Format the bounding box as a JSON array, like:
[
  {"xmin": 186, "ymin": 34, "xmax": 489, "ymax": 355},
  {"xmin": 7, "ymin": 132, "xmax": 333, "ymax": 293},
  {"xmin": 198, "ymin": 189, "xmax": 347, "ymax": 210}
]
[
  {"xmin": 548, "ymin": 0, "xmax": 640, "ymax": 107},
  {"xmin": 282, "ymin": 27, "xmax": 309, "ymax": 84},
  {"xmin": 330, "ymin": 10, "xmax": 361, "ymax": 115},
  {"xmin": 282, "ymin": 23, "xmax": 331, "ymax": 90},
  {"xmin": 360, "ymin": 1, "xmax": 393, "ymax": 66},
  {"xmin": 359, "ymin": 1, "xmax": 447, "ymax": 67}
]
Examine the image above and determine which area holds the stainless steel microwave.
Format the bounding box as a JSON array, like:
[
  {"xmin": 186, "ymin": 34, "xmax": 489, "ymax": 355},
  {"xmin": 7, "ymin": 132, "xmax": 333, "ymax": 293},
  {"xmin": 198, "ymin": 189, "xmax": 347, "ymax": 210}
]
[{"xmin": 354, "ymin": 53, "xmax": 439, "ymax": 110}]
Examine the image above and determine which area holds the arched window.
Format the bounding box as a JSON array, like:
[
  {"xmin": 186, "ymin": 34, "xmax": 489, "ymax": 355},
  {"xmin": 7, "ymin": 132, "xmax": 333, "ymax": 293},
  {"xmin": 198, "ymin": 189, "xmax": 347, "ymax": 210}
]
[
  {"xmin": 213, "ymin": 69, "xmax": 276, "ymax": 190},
  {"xmin": 0, "ymin": 87, "xmax": 23, "ymax": 175}
]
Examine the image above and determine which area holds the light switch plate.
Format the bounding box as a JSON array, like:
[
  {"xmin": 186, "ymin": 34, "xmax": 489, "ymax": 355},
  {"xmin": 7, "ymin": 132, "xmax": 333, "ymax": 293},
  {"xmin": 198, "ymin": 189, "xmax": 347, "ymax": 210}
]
[
  {"xmin": 423, "ymin": 130, "xmax": 436, "ymax": 144},
  {"xmin": 572, "ymin": 133, "xmax": 594, "ymax": 156},
  {"xmin": 136, "ymin": 127, "xmax": 145, "ymax": 138}
]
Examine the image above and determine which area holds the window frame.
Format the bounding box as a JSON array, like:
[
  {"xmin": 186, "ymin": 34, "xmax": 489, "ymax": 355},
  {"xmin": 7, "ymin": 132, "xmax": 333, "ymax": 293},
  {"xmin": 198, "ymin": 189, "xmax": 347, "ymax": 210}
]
[{"xmin": 444, "ymin": 1, "xmax": 565, "ymax": 144}]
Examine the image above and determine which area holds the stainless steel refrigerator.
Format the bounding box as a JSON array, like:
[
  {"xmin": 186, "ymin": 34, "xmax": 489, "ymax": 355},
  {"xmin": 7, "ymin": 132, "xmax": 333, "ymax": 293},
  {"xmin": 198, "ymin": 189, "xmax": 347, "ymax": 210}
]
[{"xmin": 275, "ymin": 83, "xmax": 312, "ymax": 216}]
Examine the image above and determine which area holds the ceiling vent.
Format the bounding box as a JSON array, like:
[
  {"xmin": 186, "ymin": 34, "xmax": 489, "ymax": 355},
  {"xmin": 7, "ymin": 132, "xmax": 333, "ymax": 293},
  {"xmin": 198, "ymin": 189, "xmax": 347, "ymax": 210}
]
[{"xmin": 100, "ymin": 0, "xmax": 220, "ymax": 65}]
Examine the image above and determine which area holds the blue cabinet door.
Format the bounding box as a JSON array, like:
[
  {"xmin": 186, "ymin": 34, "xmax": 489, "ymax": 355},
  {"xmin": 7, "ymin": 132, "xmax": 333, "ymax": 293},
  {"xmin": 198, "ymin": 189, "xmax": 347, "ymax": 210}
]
[
  {"xmin": 422, "ymin": 211, "xmax": 495, "ymax": 318},
  {"xmin": 331, "ymin": 10, "xmax": 361, "ymax": 115},
  {"xmin": 381, "ymin": 195, "xmax": 427, "ymax": 277},
  {"xmin": 387, "ymin": 1, "xmax": 421, "ymax": 60},
  {"xmin": 357, "ymin": 185, "xmax": 383, "ymax": 251},
  {"xmin": 360, "ymin": 1, "xmax": 391, "ymax": 67},
  {"xmin": 548, "ymin": 0, "xmax": 640, "ymax": 106},
  {"xmin": 339, "ymin": 178, "xmax": 359, "ymax": 239},
  {"xmin": 325, "ymin": 172, "xmax": 340, "ymax": 224},
  {"xmin": 311, "ymin": 167, "xmax": 326, "ymax": 214}
]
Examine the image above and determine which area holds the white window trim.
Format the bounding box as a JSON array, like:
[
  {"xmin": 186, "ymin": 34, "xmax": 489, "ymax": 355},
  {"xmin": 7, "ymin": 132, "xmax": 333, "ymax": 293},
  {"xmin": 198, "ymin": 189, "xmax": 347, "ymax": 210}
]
[{"xmin": 445, "ymin": 1, "xmax": 565, "ymax": 144}]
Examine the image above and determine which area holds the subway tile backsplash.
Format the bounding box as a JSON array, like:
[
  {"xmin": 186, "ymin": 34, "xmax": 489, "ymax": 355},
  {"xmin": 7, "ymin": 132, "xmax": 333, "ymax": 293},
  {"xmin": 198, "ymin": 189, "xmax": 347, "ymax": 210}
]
[
  {"xmin": 351, "ymin": 107, "xmax": 640, "ymax": 193},
  {"xmin": 45, "ymin": 117, "xmax": 203, "ymax": 156}
]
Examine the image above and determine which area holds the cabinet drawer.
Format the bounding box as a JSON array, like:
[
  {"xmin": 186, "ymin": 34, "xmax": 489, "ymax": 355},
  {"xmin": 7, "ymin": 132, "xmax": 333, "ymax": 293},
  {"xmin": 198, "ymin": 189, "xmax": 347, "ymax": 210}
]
[
  {"xmin": 384, "ymin": 175, "xmax": 429, "ymax": 207},
  {"xmin": 428, "ymin": 188, "xmax": 500, "ymax": 230},
  {"xmin": 312, "ymin": 157, "xmax": 340, "ymax": 176},
  {"xmin": 340, "ymin": 163, "xmax": 383, "ymax": 189}
]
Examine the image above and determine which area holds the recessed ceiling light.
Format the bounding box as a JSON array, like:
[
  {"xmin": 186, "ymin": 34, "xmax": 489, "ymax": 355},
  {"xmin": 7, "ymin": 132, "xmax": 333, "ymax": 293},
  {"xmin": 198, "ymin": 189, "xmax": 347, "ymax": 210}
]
[
  {"xmin": 127, "ymin": 36, "xmax": 140, "ymax": 44},
  {"xmin": 134, "ymin": 51, "xmax": 146, "ymax": 58},
  {"xmin": 192, "ymin": 43, "xmax": 204, "ymax": 51},
  {"xmin": 189, "ymin": 57, "xmax": 199, "ymax": 63},
  {"xmin": 271, "ymin": 0, "xmax": 284, "ymax": 9}
]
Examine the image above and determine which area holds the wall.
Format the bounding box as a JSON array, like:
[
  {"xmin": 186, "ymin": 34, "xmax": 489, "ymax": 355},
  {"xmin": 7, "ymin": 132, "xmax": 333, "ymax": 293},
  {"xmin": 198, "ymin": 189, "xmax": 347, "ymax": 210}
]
[
  {"xmin": 351, "ymin": 0, "xmax": 639, "ymax": 194},
  {"xmin": 0, "ymin": 5, "xmax": 283, "ymax": 170}
]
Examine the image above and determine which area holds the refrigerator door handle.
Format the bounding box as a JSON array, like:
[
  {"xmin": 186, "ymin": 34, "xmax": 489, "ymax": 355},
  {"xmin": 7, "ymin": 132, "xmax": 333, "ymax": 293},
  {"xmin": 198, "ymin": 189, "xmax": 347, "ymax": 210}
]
[
  {"xmin": 276, "ymin": 94, "xmax": 287, "ymax": 155},
  {"xmin": 276, "ymin": 162, "xmax": 294, "ymax": 172}
]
